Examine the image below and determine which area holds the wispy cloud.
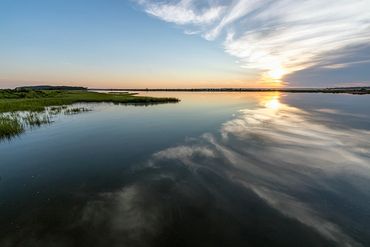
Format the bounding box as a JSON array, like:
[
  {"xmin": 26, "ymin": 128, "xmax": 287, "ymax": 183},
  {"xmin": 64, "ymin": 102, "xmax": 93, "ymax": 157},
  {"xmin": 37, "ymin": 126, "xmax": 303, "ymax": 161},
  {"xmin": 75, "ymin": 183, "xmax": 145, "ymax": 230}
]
[
  {"xmin": 138, "ymin": 0, "xmax": 224, "ymax": 25},
  {"xmin": 136, "ymin": 0, "xmax": 370, "ymax": 85}
]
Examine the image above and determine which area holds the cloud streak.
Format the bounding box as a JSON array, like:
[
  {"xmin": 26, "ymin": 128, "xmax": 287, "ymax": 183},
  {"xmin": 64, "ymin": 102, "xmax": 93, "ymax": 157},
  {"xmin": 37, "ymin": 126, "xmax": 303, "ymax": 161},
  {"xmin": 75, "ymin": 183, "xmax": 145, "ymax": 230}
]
[
  {"xmin": 136, "ymin": 0, "xmax": 370, "ymax": 85},
  {"xmin": 138, "ymin": 0, "xmax": 224, "ymax": 25}
]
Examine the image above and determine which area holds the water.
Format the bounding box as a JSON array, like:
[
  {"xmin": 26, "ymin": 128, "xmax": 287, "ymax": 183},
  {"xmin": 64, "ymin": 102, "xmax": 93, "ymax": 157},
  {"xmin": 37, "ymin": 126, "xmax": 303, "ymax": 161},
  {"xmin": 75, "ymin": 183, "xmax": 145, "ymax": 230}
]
[{"xmin": 1, "ymin": 92, "xmax": 370, "ymax": 247}]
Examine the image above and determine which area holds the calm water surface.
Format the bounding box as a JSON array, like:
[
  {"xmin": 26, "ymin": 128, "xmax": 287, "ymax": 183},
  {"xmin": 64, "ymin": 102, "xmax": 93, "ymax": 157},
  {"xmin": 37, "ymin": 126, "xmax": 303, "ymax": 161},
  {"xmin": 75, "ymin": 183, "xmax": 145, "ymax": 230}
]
[{"xmin": 1, "ymin": 92, "xmax": 370, "ymax": 247}]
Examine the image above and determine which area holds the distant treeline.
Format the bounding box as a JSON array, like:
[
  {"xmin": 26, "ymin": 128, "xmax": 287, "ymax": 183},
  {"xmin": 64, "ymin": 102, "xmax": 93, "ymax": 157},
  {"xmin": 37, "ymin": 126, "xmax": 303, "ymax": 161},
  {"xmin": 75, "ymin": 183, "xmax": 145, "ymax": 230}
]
[
  {"xmin": 15, "ymin": 85, "xmax": 88, "ymax": 91},
  {"xmin": 9, "ymin": 85, "xmax": 370, "ymax": 94},
  {"xmin": 93, "ymin": 87, "xmax": 370, "ymax": 94}
]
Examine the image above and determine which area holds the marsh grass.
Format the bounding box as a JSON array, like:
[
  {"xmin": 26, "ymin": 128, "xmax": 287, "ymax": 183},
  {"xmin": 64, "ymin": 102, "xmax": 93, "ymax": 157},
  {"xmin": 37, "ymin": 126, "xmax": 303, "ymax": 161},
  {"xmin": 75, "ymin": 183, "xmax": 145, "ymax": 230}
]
[
  {"xmin": 48, "ymin": 105, "xmax": 68, "ymax": 115},
  {"xmin": 23, "ymin": 112, "xmax": 51, "ymax": 127},
  {"xmin": 64, "ymin": 107, "xmax": 91, "ymax": 115},
  {"xmin": 0, "ymin": 89, "xmax": 179, "ymax": 140},
  {"xmin": 0, "ymin": 90, "xmax": 179, "ymax": 112},
  {"xmin": 0, "ymin": 114, "xmax": 24, "ymax": 140},
  {"xmin": 0, "ymin": 106, "xmax": 90, "ymax": 140}
]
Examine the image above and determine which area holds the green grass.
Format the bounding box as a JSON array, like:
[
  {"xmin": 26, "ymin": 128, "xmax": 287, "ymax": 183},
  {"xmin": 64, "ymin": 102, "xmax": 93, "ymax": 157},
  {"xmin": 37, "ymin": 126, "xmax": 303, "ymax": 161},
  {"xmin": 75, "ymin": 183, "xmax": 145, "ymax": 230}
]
[
  {"xmin": 0, "ymin": 90, "xmax": 179, "ymax": 112},
  {"xmin": 0, "ymin": 114, "xmax": 24, "ymax": 140}
]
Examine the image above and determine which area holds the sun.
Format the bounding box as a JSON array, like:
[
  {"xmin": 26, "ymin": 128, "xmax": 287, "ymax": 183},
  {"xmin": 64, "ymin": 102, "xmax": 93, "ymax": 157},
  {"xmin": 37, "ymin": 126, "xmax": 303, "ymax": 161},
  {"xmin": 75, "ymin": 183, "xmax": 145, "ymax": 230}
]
[
  {"xmin": 267, "ymin": 65, "xmax": 286, "ymax": 80},
  {"xmin": 260, "ymin": 63, "xmax": 287, "ymax": 85}
]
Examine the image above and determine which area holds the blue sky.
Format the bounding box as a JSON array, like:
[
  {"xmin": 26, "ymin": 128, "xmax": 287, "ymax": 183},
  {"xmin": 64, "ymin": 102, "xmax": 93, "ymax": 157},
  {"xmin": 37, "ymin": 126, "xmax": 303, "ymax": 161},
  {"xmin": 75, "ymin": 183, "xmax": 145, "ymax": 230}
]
[{"xmin": 1, "ymin": 0, "xmax": 370, "ymax": 88}]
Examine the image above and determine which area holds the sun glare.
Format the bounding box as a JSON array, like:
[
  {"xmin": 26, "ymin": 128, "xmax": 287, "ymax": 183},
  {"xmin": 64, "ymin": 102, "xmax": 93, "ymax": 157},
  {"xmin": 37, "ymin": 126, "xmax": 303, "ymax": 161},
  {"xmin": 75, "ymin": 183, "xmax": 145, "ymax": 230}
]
[
  {"xmin": 260, "ymin": 63, "xmax": 287, "ymax": 86},
  {"xmin": 267, "ymin": 65, "xmax": 286, "ymax": 80},
  {"xmin": 265, "ymin": 96, "xmax": 281, "ymax": 110}
]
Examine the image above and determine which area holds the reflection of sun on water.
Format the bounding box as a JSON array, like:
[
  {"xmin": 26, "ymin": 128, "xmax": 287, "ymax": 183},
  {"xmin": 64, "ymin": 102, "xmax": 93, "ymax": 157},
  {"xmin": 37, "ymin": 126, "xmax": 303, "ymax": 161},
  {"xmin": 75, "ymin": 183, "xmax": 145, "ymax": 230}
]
[
  {"xmin": 258, "ymin": 93, "xmax": 282, "ymax": 110},
  {"xmin": 265, "ymin": 98, "xmax": 281, "ymax": 110},
  {"xmin": 263, "ymin": 94, "xmax": 282, "ymax": 110}
]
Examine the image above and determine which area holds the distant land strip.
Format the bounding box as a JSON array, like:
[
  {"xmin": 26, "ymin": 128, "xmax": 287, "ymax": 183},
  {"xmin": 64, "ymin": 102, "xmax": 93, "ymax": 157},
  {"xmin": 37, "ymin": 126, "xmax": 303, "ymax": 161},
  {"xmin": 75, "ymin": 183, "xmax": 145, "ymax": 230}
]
[{"xmin": 91, "ymin": 87, "xmax": 370, "ymax": 95}]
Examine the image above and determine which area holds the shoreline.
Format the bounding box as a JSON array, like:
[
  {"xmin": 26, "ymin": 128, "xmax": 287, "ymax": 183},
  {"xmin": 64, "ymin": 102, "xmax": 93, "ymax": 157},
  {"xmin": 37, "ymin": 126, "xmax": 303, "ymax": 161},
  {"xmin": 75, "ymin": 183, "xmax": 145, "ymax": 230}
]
[{"xmin": 91, "ymin": 87, "xmax": 370, "ymax": 95}]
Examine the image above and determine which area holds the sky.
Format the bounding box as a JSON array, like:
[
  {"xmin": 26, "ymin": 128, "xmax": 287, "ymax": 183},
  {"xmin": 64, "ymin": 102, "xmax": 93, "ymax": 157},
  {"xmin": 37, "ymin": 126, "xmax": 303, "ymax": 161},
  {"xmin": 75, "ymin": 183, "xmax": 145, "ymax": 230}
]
[{"xmin": 1, "ymin": 0, "xmax": 370, "ymax": 89}]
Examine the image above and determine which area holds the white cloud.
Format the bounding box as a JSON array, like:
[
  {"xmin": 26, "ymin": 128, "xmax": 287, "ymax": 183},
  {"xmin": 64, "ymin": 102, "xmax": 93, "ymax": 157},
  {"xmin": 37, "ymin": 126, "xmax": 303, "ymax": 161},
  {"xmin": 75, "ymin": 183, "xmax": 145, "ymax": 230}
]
[
  {"xmin": 204, "ymin": 0, "xmax": 261, "ymax": 40},
  {"xmin": 136, "ymin": 0, "xmax": 370, "ymax": 84},
  {"xmin": 140, "ymin": 0, "xmax": 224, "ymax": 25}
]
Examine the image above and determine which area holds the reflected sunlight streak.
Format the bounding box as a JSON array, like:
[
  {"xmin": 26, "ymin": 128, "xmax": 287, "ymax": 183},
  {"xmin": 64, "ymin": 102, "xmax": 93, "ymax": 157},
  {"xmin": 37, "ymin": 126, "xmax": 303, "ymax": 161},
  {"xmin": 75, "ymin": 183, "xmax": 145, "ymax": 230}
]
[{"xmin": 265, "ymin": 97, "xmax": 281, "ymax": 110}]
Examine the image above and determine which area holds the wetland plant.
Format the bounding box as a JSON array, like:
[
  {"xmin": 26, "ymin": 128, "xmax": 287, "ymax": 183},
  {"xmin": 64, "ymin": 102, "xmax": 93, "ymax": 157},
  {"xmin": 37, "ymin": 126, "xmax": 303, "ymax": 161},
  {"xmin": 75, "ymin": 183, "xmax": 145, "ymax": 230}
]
[
  {"xmin": 23, "ymin": 112, "xmax": 51, "ymax": 127},
  {"xmin": 0, "ymin": 114, "xmax": 24, "ymax": 140}
]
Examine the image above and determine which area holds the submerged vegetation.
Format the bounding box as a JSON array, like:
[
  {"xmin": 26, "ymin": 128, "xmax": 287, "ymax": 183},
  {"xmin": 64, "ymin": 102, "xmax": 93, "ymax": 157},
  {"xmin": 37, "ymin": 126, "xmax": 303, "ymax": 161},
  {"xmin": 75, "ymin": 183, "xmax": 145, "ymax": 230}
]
[{"xmin": 0, "ymin": 89, "xmax": 179, "ymax": 112}]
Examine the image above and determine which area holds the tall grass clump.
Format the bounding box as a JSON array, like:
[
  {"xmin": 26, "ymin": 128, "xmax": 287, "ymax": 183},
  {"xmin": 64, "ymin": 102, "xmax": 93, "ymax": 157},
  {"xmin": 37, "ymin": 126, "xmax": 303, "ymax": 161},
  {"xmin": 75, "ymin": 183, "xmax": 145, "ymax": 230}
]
[
  {"xmin": 0, "ymin": 114, "xmax": 24, "ymax": 140},
  {"xmin": 23, "ymin": 112, "xmax": 51, "ymax": 127},
  {"xmin": 48, "ymin": 105, "xmax": 68, "ymax": 115}
]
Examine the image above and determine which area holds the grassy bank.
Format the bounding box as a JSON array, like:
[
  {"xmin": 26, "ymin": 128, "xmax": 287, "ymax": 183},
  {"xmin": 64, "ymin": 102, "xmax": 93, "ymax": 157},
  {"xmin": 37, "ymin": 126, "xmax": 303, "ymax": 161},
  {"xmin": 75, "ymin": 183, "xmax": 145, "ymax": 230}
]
[
  {"xmin": 0, "ymin": 90, "xmax": 179, "ymax": 112},
  {"xmin": 0, "ymin": 89, "xmax": 179, "ymax": 140}
]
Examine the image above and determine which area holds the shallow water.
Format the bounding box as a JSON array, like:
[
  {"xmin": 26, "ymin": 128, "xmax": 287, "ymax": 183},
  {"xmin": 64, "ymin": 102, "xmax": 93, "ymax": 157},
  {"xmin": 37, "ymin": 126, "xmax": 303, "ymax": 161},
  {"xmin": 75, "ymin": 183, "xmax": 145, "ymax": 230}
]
[{"xmin": 1, "ymin": 92, "xmax": 370, "ymax": 247}]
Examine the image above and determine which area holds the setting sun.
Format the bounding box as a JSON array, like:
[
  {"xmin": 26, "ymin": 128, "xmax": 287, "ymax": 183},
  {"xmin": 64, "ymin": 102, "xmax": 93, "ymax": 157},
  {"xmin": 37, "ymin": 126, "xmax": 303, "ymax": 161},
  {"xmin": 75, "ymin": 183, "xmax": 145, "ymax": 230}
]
[{"xmin": 267, "ymin": 65, "xmax": 286, "ymax": 81}]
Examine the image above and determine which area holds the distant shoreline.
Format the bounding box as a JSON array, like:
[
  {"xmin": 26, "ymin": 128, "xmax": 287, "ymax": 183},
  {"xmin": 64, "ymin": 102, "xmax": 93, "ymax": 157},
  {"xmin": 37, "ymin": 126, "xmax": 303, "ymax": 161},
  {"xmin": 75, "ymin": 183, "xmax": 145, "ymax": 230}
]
[
  {"xmin": 91, "ymin": 87, "xmax": 370, "ymax": 95},
  {"xmin": 4, "ymin": 85, "xmax": 369, "ymax": 95}
]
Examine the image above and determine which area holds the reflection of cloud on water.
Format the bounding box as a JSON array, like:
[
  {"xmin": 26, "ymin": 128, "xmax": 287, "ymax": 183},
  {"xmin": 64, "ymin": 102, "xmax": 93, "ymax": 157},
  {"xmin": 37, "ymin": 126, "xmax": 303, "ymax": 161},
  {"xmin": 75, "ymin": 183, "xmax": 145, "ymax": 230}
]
[
  {"xmin": 228, "ymin": 103, "xmax": 369, "ymax": 245},
  {"xmin": 80, "ymin": 97, "xmax": 370, "ymax": 246},
  {"xmin": 80, "ymin": 185, "xmax": 163, "ymax": 247},
  {"xmin": 152, "ymin": 99, "xmax": 369, "ymax": 246}
]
